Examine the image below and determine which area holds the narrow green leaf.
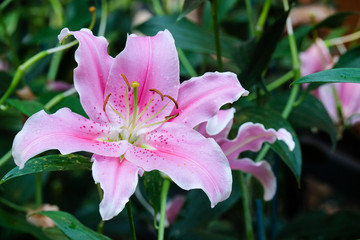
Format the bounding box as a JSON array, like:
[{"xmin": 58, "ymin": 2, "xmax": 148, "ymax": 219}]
[
  {"xmin": 292, "ymin": 68, "xmax": 360, "ymax": 85},
  {"xmin": 136, "ymin": 15, "xmax": 238, "ymax": 58},
  {"xmin": 177, "ymin": 0, "xmax": 207, "ymax": 21},
  {"xmin": 334, "ymin": 45, "xmax": 360, "ymax": 68},
  {"xmin": 6, "ymin": 99, "xmax": 44, "ymax": 117},
  {"xmin": 237, "ymin": 10, "xmax": 289, "ymax": 89},
  {"xmin": 39, "ymin": 211, "xmax": 111, "ymax": 240},
  {"xmin": 142, "ymin": 170, "xmax": 163, "ymax": 215},
  {"xmin": 236, "ymin": 106, "xmax": 302, "ymax": 183},
  {"xmin": 0, "ymin": 208, "xmax": 50, "ymax": 240},
  {"xmin": 0, "ymin": 154, "xmax": 91, "ymax": 184},
  {"xmin": 313, "ymin": 11, "xmax": 358, "ymax": 29}
]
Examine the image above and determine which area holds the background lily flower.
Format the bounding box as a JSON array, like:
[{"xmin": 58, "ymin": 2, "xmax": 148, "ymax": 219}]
[
  {"xmin": 197, "ymin": 108, "xmax": 295, "ymax": 200},
  {"xmin": 12, "ymin": 28, "xmax": 248, "ymax": 220}
]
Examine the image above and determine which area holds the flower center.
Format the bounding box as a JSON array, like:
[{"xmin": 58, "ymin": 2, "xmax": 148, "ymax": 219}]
[{"xmin": 103, "ymin": 74, "xmax": 179, "ymax": 144}]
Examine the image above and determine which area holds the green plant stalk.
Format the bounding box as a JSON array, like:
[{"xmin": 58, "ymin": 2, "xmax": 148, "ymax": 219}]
[
  {"xmin": 0, "ymin": 40, "xmax": 78, "ymax": 107},
  {"xmin": 49, "ymin": 0, "xmax": 64, "ymax": 28},
  {"xmin": 98, "ymin": 0, "xmax": 108, "ymax": 36},
  {"xmin": 47, "ymin": 51, "xmax": 63, "ymax": 81},
  {"xmin": 126, "ymin": 201, "xmax": 137, "ymax": 240},
  {"xmin": 0, "ymin": 9, "xmax": 20, "ymax": 67},
  {"xmin": 255, "ymin": 0, "xmax": 272, "ymax": 38},
  {"xmin": 152, "ymin": 0, "xmax": 165, "ymax": 15},
  {"xmin": 96, "ymin": 183, "xmax": 105, "ymax": 233},
  {"xmin": 245, "ymin": 0, "xmax": 256, "ymax": 37},
  {"xmin": 0, "ymin": 149, "xmax": 12, "ymax": 169},
  {"xmin": 158, "ymin": 178, "xmax": 171, "ymax": 240},
  {"xmin": 0, "ymin": 0, "xmax": 13, "ymax": 10},
  {"xmin": 35, "ymin": 173, "xmax": 42, "ymax": 208},
  {"xmin": 211, "ymin": 0, "xmax": 223, "ymax": 71},
  {"xmin": 240, "ymin": 173, "xmax": 254, "ymax": 240},
  {"xmin": 177, "ymin": 48, "xmax": 197, "ymax": 77},
  {"xmin": 0, "ymin": 196, "xmax": 28, "ymax": 212}
]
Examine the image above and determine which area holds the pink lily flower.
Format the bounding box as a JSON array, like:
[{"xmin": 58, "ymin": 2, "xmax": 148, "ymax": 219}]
[
  {"xmin": 12, "ymin": 28, "xmax": 248, "ymax": 220},
  {"xmin": 196, "ymin": 108, "xmax": 295, "ymax": 201}
]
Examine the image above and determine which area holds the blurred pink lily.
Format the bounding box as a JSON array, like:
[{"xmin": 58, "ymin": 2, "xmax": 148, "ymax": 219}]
[
  {"xmin": 12, "ymin": 29, "xmax": 248, "ymax": 220},
  {"xmin": 197, "ymin": 108, "xmax": 295, "ymax": 200}
]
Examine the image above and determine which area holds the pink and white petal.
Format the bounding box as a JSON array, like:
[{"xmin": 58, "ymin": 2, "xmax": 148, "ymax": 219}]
[
  {"xmin": 334, "ymin": 83, "xmax": 360, "ymax": 120},
  {"xmin": 221, "ymin": 122, "xmax": 294, "ymax": 162},
  {"xmin": 170, "ymin": 72, "xmax": 248, "ymax": 128},
  {"xmin": 125, "ymin": 122, "xmax": 232, "ymax": 207},
  {"xmin": 196, "ymin": 108, "xmax": 234, "ymax": 144},
  {"xmin": 12, "ymin": 108, "xmax": 128, "ymax": 169},
  {"xmin": 105, "ymin": 30, "xmax": 179, "ymax": 126},
  {"xmin": 229, "ymin": 158, "xmax": 276, "ymax": 201},
  {"xmin": 317, "ymin": 84, "xmax": 338, "ymax": 123},
  {"xmin": 92, "ymin": 155, "xmax": 143, "ymax": 220},
  {"xmin": 58, "ymin": 28, "xmax": 113, "ymax": 123}
]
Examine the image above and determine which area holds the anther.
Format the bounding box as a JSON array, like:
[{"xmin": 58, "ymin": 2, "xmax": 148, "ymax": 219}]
[
  {"xmin": 89, "ymin": 6, "xmax": 96, "ymax": 13},
  {"xmin": 121, "ymin": 74, "xmax": 131, "ymax": 91},
  {"xmin": 149, "ymin": 88, "xmax": 164, "ymax": 100},
  {"xmin": 131, "ymin": 81, "xmax": 140, "ymax": 88},
  {"xmin": 164, "ymin": 95, "xmax": 179, "ymax": 109},
  {"xmin": 165, "ymin": 113, "xmax": 179, "ymax": 120},
  {"xmin": 103, "ymin": 93, "xmax": 111, "ymax": 112}
]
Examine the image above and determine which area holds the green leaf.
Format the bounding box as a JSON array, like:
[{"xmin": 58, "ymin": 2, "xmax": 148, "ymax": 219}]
[
  {"xmin": 136, "ymin": 15, "xmax": 238, "ymax": 58},
  {"xmin": 39, "ymin": 211, "xmax": 110, "ymax": 240},
  {"xmin": 0, "ymin": 154, "xmax": 92, "ymax": 184},
  {"xmin": 0, "ymin": 208, "xmax": 50, "ymax": 240},
  {"xmin": 6, "ymin": 99, "xmax": 44, "ymax": 117},
  {"xmin": 237, "ymin": 10, "xmax": 289, "ymax": 89},
  {"xmin": 334, "ymin": 45, "xmax": 360, "ymax": 68},
  {"xmin": 313, "ymin": 11, "xmax": 358, "ymax": 29},
  {"xmin": 177, "ymin": 0, "xmax": 207, "ymax": 21},
  {"xmin": 236, "ymin": 106, "xmax": 302, "ymax": 183},
  {"xmin": 292, "ymin": 68, "xmax": 360, "ymax": 85},
  {"xmin": 278, "ymin": 211, "xmax": 360, "ymax": 240},
  {"xmin": 142, "ymin": 170, "xmax": 163, "ymax": 215}
]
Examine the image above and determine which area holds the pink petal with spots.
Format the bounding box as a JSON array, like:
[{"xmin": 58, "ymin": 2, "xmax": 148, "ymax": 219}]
[
  {"xmin": 170, "ymin": 72, "xmax": 248, "ymax": 128},
  {"xmin": 92, "ymin": 155, "xmax": 143, "ymax": 220},
  {"xmin": 12, "ymin": 108, "xmax": 128, "ymax": 169},
  {"xmin": 229, "ymin": 158, "xmax": 276, "ymax": 201},
  {"xmin": 299, "ymin": 38, "xmax": 334, "ymax": 77},
  {"xmin": 125, "ymin": 122, "xmax": 232, "ymax": 207},
  {"xmin": 196, "ymin": 108, "xmax": 235, "ymax": 144},
  {"xmin": 104, "ymin": 30, "xmax": 179, "ymax": 127},
  {"xmin": 221, "ymin": 122, "xmax": 295, "ymax": 162},
  {"xmin": 58, "ymin": 28, "xmax": 113, "ymax": 123},
  {"xmin": 334, "ymin": 83, "xmax": 360, "ymax": 121}
]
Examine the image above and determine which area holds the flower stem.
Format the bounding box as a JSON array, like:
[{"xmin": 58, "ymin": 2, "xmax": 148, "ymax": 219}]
[
  {"xmin": 0, "ymin": 196, "xmax": 28, "ymax": 212},
  {"xmin": 240, "ymin": 172, "xmax": 254, "ymax": 240},
  {"xmin": 245, "ymin": 0, "xmax": 256, "ymax": 37},
  {"xmin": 152, "ymin": 0, "xmax": 165, "ymax": 15},
  {"xmin": 0, "ymin": 149, "xmax": 12, "ymax": 169},
  {"xmin": 210, "ymin": 0, "xmax": 223, "ymax": 71},
  {"xmin": 0, "ymin": 8, "xmax": 20, "ymax": 67},
  {"xmin": 126, "ymin": 200, "xmax": 137, "ymax": 240},
  {"xmin": 158, "ymin": 178, "xmax": 171, "ymax": 240},
  {"xmin": 255, "ymin": 0, "xmax": 272, "ymax": 38},
  {"xmin": 177, "ymin": 48, "xmax": 197, "ymax": 77},
  {"xmin": 35, "ymin": 173, "xmax": 42, "ymax": 208},
  {"xmin": 98, "ymin": 0, "xmax": 108, "ymax": 36},
  {"xmin": 255, "ymin": 199, "xmax": 266, "ymax": 240}
]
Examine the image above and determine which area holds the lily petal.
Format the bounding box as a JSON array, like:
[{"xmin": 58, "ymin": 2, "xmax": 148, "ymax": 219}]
[
  {"xmin": 170, "ymin": 72, "xmax": 248, "ymax": 128},
  {"xmin": 58, "ymin": 28, "xmax": 113, "ymax": 123},
  {"xmin": 229, "ymin": 158, "xmax": 276, "ymax": 201},
  {"xmin": 12, "ymin": 108, "xmax": 128, "ymax": 169},
  {"xmin": 221, "ymin": 122, "xmax": 295, "ymax": 162},
  {"xmin": 92, "ymin": 155, "xmax": 143, "ymax": 220},
  {"xmin": 125, "ymin": 122, "xmax": 232, "ymax": 207},
  {"xmin": 105, "ymin": 30, "xmax": 179, "ymax": 126}
]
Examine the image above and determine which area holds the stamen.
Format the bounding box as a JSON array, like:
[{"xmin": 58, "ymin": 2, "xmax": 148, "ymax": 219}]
[
  {"xmin": 130, "ymin": 81, "xmax": 140, "ymax": 128},
  {"xmin": 108, "ymin": 103, "xmax": 126, "ymax": 121},
  {"xmin": 149, "ymin": 88, "xmax": 164, "ymax": 100},
  {"xmin": 121, "ymin": 74, "xmax": 131, "ymax": 91},
  {"xmin": 103, "ymin": 93, "xmax": 111, "ymax": 112},
  {"xmin": 165, "ymin": 112, "xmax": 179, "ymax": 120},
  {"xmin": 164, "ymin": 95, "xmax": 179, "ymax": 109}
]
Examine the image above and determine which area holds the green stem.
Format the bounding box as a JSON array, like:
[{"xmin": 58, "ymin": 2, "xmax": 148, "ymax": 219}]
[
  {"xmin": 126, "ymin": 201, "xmax": 137, "ymax": 240},
  {"xmin": 177, "ymin": 48, "xmax": 197, "ymax": 77},
  {"xmin": 0, "ymin": 149, "xmax": 12, "ymax": 169},
  {"xmin": 47, "ymin": 51, "xmax": 63, "ymax": 81},
  {"xmin": 98, "ymin": 0, "xmax": 108, "ymax": 36},
  {"xmin": 0, "ymin": 197, "xmax": 28, "ymax": 212},
  {"xmin": 0, "ymin": 40, "xmax": 77, "ymax": 107},
  {"xmin": 255, "ymin": 0, "xmax": 272, "ymax": 38},
  {"xmin": 158, "ymin": 178, "xmax": 171, "ymax": 240},
  {"xmin": 245, "ymin": 0, "xmax": 256, "ymax": 37},
  {"xmin": 96, "ymin": 183, "xmax": 105, "ymax": 233},
  {"xmin": 44, "ymin": 88, "xmax": 76, "ymax": 110},
  {"xmin": 240, "ymin": 173, "xmax": 254, "ymax": 240},
  {"xmin": 0, "ymin": 9, "xmax": 20, "ymax": 67},
  {"xmin": 35, "ymin": 173, "xmax": 42, "ymax": 208},
  {"xmin": 49, "ymin": 0, "xmax": 64, "ymax": 28},
  {"xmin": 152, "ymin": 0, "xmax": 165, "ymax": 15},
  {"xmin": 211, "ymin": 0, "xmax": 223, "ymax": 71}
]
